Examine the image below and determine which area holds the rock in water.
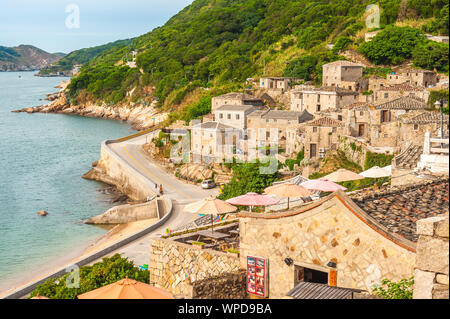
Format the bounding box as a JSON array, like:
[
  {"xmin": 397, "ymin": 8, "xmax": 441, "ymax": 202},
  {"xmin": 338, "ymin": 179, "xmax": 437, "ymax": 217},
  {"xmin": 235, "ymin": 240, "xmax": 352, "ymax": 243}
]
[{"xmin": 37, "ymin": 210, "xmax": 48, "ymax": 217}]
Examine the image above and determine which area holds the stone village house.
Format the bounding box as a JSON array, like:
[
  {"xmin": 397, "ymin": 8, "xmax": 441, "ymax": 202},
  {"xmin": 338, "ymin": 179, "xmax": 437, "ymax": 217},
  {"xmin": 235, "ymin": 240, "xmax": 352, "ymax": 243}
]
[
  {"xmin": 387, "ymin": 70, "xmax": 439, "ymax": 88},
  {"xmin": 322, "ymin": 60, "xmax": 367, "ymax": 91},
  {"xmin": 290, "ymin": 86, "xmax": 359, "ymax": 114},
  {"xmin": 238, "ymin": 179, "xmax": 449, "ymax": 298},
  {"xmin": 286, "ymin": 117, "xmax": 345, "ymax": 159},
  {"xmin": 211, "ymin": 92, "xmax": 263, "ymax": 113}
]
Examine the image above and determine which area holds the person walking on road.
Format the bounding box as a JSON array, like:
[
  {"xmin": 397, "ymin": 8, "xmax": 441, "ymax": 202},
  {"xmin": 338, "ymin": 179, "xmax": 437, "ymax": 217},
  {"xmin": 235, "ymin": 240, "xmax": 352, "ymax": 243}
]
[{"xmin": 159, "ymin": 184, "xmax": 164, "ymax": 195}]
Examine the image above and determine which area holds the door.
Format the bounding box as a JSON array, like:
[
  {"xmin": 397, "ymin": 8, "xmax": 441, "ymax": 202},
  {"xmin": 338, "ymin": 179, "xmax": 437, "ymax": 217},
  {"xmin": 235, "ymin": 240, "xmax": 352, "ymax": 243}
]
[
  {"xmin": 310, "ymin": 144, "xmax": 317, "ymax": 158},
  {"xmin": 294, "ymin": 265, "xmax": 329, "ymax": 286},
  {"xmin": 358, "ymin": 124, "xmax": 365, "ymax": 137}
]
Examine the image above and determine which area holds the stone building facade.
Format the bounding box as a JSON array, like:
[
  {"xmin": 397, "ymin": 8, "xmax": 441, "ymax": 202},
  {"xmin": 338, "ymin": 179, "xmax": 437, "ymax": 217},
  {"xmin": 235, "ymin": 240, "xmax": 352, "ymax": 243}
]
[
  {"xmin": 238, "ymin": 191, "xmax": 417, "ymax": 298},
  {"xmin": 290, "ymin": 87, "xmax": 359, "ymax": 114},
  {"xmin": 387, "ymin": 70, "xmax": 438, "ymax": 88},
  {"xmin": 149, "ymin": 238, "xmax": 241, "ymax": 297},
  {"xmin": 259, "ymin": 77, "xmax": 295, "ymax": 91},
  {"xmin": 211, "ymin": 92, "xmax": 263, "ymax": 113},
  {"xmin": 373, "ymin": 83, "xmax": 429, "ymax": 102},
  {"xmin": 214, "ymin": 104, "xmax": 257, "ymax": 130},
  {"xmin": 322, "ymin": 60, "xmax": 365, "ymax": 90},
  {"xmin": 413, "ymin": 215, "xmax": 449, "ymax": 299}
]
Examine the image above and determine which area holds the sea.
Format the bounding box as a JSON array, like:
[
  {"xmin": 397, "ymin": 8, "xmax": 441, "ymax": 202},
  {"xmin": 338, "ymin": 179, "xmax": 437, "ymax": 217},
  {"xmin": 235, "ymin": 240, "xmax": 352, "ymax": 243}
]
[{"xmin": 0, "ymin": 71, "xmax": 134, "ymax": 293}]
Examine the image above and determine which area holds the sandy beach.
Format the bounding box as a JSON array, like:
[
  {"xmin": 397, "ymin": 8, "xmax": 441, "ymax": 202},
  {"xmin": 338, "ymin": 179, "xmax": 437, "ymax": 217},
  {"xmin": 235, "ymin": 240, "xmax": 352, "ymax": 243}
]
[{"xmin": 0, "ymin": 218, "xmax": 158, "ymax": 298}]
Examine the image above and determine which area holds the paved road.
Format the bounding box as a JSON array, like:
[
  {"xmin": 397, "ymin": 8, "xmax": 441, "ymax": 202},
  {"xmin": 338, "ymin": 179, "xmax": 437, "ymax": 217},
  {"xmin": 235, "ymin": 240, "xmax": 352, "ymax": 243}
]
[{"xmin": 97, "ymin": 132, "xmax": 219, "ymax": 266}]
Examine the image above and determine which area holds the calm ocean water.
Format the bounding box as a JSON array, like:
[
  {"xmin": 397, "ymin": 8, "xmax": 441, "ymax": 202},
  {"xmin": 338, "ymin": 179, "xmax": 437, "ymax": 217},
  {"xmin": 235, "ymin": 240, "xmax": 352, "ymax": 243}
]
[{"xmin": 0, "ymin": 71, "xmax": 134, "ymax": 292}]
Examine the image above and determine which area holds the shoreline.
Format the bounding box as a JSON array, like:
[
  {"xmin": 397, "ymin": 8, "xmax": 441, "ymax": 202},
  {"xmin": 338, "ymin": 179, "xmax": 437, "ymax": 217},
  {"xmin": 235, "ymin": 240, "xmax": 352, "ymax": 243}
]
[{"xmin": 0, "ymin": 217, "xmax": 159, "ymax": 298}]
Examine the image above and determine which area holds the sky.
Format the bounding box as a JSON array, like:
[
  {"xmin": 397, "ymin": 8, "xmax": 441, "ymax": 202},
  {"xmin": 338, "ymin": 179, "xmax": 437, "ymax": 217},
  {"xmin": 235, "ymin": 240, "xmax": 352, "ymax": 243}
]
[{"xmin": 0, "ymin": 0, "xmax": 194, "ymax": 53}]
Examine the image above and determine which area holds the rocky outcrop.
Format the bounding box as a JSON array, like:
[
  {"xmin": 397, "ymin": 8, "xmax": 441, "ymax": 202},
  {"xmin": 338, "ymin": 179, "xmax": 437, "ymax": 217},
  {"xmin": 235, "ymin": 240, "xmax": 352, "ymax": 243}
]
[
  {"xmin": 37, "ymin": 210, "xmax": 48, "ymax": 217},
  {"xmin": 13, "ymin": 87, "xmax": 168, "ymax": 131}
]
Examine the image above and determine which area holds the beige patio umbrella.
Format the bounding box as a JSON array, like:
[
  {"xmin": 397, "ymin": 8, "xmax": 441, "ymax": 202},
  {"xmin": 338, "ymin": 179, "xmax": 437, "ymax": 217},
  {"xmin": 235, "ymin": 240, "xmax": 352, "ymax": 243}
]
[
  {"xmin": 360, "ymin": 166, "xmax": 391, "ymax": 178},
  {"xmin": 322, "ymin": 169, "xmax": 364, "ymax": 183},
  {"xmin": 184, "ymin": 196, "xmax": 237, "ymax": 232},
  {"xmin": 264, "ymin": 182, "xmax": 312, "ymax": 209},
  {"xmin": 77, "ymin": 276, "xmax": 174, "ymax": 299}
]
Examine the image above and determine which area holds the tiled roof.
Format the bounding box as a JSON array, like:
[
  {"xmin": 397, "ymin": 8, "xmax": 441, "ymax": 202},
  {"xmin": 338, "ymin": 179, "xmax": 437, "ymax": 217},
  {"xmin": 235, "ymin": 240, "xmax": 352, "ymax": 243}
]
[
  {"xmin": 193, "ymin": 121, "xmax": 233, "ymax": 130},
  {"xmin": 380, "ymin": 83, "xmax": 424, "ymax": 92},
  {"xmin": 323, "ymin": 60, "xmax": 364, "ymax": 67},
  {"xmin": 215, "ymin": 92, "xmax": 261, "ymax": 101},
  {"xmin": 350, "ymin": 179, "xmax": 449, "ymax": 242},
  {"xmin": 305, "ymin": 117, "xmax": 344, "ymax": 127},
  {"xmin": 249, "ymin": 110, "xmax": 314, "ymax": 122},
  {"xmin": 287, "ymin": 282, "xmax": 361, "ymax": 299},
  {"xmin": 402, "ymin": 111, "xmax": 450, "ymax": 124},
  {"xmin": 374, "ymin": 96, "xmax": 428, "ymax": 110},
  {"xmin": 342, "ymin": 102, "xmax": 370, "ymax": 110}
]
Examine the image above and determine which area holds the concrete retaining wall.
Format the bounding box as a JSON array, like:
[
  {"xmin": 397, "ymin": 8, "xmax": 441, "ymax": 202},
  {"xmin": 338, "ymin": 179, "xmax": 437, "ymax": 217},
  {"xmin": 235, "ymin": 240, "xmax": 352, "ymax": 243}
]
[
  {"xmin": 86, "ymin": 198, "xmax": 158, "ymax": 224},
  {"xmin": 98, "ymin": 140, "xmax": 155, "ymax": 201}
]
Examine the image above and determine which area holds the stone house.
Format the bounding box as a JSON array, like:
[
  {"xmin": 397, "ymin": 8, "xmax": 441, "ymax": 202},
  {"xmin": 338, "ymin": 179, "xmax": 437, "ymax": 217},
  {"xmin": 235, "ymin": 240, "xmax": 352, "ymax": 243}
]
[
  {"xmin": 260, "ymin": 77, "xmax": 295, "ymax": 91},
  {"xmin": 369, "ymin": 96, "xmax": 430, "ymax": 148},
  {"xmin": 238, "ymin": 179, "xmax": 448, "ymax": 298},
  {"xmin": 387, "ymin": 70, "xmax": 438, "ymax": 88},
  {"xmin": 373, "ymin": 83, "xmax": 429, "ymax": 102},
  {"xmin": 214, "ymin": 104, "xmax": 258, "ymax": 130},
  {"xmin": 211, "ymin": 92, "xmax": 263, "ymax": 113},
  {"xmin": 290, "ymin": 87, "xmax": 359, "ymax": 114},
  {"xmin": 322, "ymin": 60, "xmax": 365, "ymax": 91},
  {"xmin": 341, "ymin": 102, "xmax": 371, "ymax": 139},
  {"xmin": 296, "ymin": 117, "xmax": 345, "ymax": 159},
  {"xmin": 246, "ymin": 109, "xmax": 313, "ymax": 152},
  {"xmin": 191, "ymin": 121, "xmax": 241, "ymax": 163}
]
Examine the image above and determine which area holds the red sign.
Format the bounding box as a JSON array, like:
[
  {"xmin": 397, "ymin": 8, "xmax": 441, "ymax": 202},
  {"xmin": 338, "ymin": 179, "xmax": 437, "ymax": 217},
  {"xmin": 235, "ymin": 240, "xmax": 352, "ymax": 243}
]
[{"xmin": 247, "ymin": 256, "xmax": 268, "ymax": 298}]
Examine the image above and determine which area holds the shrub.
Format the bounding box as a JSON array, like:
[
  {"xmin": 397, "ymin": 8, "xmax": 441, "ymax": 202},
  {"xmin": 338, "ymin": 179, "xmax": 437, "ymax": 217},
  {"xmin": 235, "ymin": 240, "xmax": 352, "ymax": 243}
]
[
  {"xmin": 365, "ymin": 151, "xmax": 393, "ymax": 170},
  {"xmin": 372, "ymin": 277, "xmax": 414, "ymax": 299},
  {"xmin": 28, "ymin": 254, "xmax": 149, "ymax": 299}
]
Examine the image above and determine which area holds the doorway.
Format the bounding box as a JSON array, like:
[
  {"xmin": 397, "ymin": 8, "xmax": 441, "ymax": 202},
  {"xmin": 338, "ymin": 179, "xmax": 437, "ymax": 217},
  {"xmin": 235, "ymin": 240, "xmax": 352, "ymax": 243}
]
[
  {"xmin": 358, "ymin": 124, "xmax": 365, "ymax": 137},
  {"xmin": 310, "ymin": 144, "xmax": 317, "ymax": 158},
  {"xmin": 294, "ymin": 265, "xmax": 329, "ymax": 286}
]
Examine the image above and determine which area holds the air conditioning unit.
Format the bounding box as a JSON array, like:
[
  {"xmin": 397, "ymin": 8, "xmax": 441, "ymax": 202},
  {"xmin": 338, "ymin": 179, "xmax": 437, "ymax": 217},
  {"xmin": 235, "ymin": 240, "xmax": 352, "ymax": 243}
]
[
  {"xmin": 319, "ymin": 148, "xmax": 326, "ymax": 153},
  {"xmin": 319, "ymin": 153, "xmax": 326, "ymax": 159}
]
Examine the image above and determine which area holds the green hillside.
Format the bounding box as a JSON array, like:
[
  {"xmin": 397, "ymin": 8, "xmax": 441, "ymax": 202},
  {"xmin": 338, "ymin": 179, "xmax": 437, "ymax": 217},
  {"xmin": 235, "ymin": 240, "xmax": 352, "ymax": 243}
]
[
  {"xmin": 66, "ymin": 0, "xmax": 449, "ymax": 122},
  {"xmin": 38, "ymin": 39, "xmax": 133, "ymax": 76}
]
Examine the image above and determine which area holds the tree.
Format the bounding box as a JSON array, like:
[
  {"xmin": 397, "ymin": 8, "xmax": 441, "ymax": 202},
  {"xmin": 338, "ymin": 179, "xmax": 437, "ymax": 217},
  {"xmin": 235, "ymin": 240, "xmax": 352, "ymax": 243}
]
[
  {"xmin": 359, "ymin": 26, "xmax": 426, "ymax": 65},
  {"xmin": 217, "ymin": 160, "xmax": 280, "ymax": 201},
  {"xmin": 412, "ymin": 41, "xmax": 449, "ymax": 73},
  {"xmin": 28, "ymin": 254, "xmax": 149, "ymax": 299}
]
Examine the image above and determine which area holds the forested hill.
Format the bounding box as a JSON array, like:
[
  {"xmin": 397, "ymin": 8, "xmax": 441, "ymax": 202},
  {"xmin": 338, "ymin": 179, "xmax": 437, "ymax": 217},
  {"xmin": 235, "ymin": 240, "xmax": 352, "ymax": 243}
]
[
  {"xmin": 37, "ymin": 38, "xmax": 133, "ymax": 76},
  {"xmin": 66, "ymin": 0, "xmax": 449, "ymax": 122},
  {"xmin": 0, "ymin": 45, "xmax": 62, "ymax": 72}
]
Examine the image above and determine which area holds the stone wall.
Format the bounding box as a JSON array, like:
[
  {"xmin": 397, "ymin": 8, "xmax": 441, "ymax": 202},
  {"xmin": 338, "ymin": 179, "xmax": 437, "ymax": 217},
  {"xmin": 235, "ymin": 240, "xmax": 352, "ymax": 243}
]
[
  {"xmin": 86, "ymin": 199, "xmax": 158, "ymax": 224},
  {"xmin": 239, "ymin": 195, "xmax": 416, "ymax": 298},
  {"xmin": 184, "ymin": 270, "xmax": 247, "ymax": 299},
  {"xmin": 149, "ymin": 238, "xmax": 241, "ymax": 296},
  {"xmin": 413, "ymin": 215, "xmax": 449, "ymax": 299},
  {"xmin": 338, "ymin": 136, "xmax": 367, "ymax": 168}
]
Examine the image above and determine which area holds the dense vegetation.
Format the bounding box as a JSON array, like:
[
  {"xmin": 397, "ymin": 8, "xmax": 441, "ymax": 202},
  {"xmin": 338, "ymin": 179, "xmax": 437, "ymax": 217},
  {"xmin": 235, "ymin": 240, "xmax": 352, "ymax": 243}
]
[
  {"xmin": 64, "ymin": 0, "xmax": 448, "ymax": 119},
  {"xmin": 38, "ymin": 39, "xmax": 133, "ymax": 76},
  {"xmin": 217, "ymin": 160, "xmax": 280, "ymax": 201},
  {"xmin": 29, "ymin": 254, "xmax": 149, "ymax": 299},
  {"xmin": 359, "ymin": 26, "xmax": 449, "ymax": 72},
  {"xmin": 364, "ymin": 151, "xmax": 394, "ymax": 170}
]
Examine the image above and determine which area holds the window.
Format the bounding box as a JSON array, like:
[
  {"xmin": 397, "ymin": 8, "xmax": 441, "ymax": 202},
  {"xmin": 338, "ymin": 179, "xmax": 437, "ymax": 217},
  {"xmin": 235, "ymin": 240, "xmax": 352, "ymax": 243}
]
[
  {"xmin": 338, "ymin": 115, "xmax": 343, "ymax": 121},
  {"xmin": 219, "ymin": 113, "xmax": 223, "ymax": 119},
  {"xmin": 360, "ymin": 111, "xmax": 364, "ymax": 116},
  {"xmin": 317, "ymin": 105, "xmax": 321, "ymax": 112},
  {"xmin": 414, "ymin": 124, "xmax": 419, "ymax": 131},
  {"xmin": 332, "ymin": 127, "xmax": 337, "ymax": 133},
  {"xmin": 227, "ymin": 114, "xmax": 231, "ymax": 120},
  {"xmin": 384, "ymin": 93, "xmax": 389, "ymax": 99},
  {"xmin": 313, "ymin": 127, "xmax": 318, "ymax": 133},
  {"xmin": 236, "ymin": 114, "xmax": 240, "ymax": 120}
]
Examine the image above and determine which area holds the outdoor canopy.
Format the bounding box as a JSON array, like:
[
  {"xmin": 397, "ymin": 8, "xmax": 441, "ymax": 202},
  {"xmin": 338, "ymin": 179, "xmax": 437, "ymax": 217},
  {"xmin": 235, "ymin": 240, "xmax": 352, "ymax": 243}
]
[
  {"xmin": 321, "ymin": 168, "xmax": 364, "ymax": 183},
  {"xmin": 264, "ymin": 182, "xmax": 312, "ymax": 209},
  {"xmin": 300, "ymin": 179, "xmax": 347, "ymax": 192},
  {"xmin": 77, "ymin": 276, "xmax": 174, "ymax": 299},
  {"xmin": 226, "ymin": 192, "xmax": 280, "ymax": 212},
  {"xmin": 360, "ymin": 166, "xmax": 391, "ymax": 178}
]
